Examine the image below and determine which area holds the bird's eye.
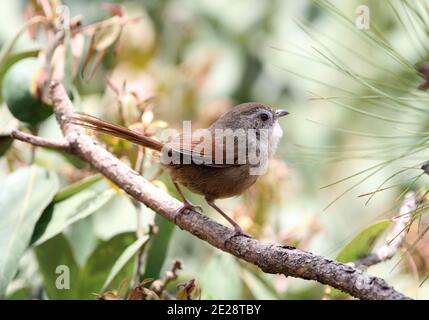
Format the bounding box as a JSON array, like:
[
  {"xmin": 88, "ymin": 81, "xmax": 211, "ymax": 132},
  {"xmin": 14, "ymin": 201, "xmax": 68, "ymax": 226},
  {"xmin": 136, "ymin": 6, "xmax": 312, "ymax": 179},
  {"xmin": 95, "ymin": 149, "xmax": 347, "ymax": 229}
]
[{"xmin": 260, "ymin": 113, "xmax": 269, "ymax": 121}]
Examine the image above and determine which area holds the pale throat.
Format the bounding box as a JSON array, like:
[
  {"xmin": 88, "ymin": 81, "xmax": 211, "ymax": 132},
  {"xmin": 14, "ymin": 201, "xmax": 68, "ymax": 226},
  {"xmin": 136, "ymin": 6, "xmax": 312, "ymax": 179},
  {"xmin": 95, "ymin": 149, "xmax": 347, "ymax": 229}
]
[{"xmin": 269, "ymin": 121, "xmax": 283, "ymax": 157}]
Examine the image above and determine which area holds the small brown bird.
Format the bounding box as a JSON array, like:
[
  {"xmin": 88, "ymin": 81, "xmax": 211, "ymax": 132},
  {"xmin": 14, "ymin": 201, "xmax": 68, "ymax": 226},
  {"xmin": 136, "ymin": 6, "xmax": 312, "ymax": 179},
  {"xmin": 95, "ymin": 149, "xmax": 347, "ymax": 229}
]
[{"xmin": 70, "ymin": 103, "xmax": 288, "ymax": 236}]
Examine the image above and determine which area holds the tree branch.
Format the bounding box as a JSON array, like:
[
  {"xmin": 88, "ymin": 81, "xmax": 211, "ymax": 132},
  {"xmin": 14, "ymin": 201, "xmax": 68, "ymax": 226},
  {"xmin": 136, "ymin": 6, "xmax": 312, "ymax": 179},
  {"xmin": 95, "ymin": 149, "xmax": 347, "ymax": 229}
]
[
  {"xmin": 350, "ymin": 192, "xmax": 415, "ymax": 269},
  {"xmin": 10, "ymin": 130, "xmax": 70, "ymax": 151},
  {"xmin": 47, "ymin": 81, "xmax": 410, "ymax": 300}
]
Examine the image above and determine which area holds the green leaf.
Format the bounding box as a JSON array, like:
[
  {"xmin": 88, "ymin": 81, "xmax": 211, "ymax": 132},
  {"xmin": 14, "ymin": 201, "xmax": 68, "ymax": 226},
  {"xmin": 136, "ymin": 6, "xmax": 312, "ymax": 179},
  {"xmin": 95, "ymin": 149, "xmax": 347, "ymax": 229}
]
[
  {"xmin": 0, "ymin": 166, "xmax": 59, "ymax": 296},
  {"xmin": 240, "ymin": 268, "xmax": 279, "ymax": 300},
  {"xmin": 67, "ymin": 216, "xmax": 98, "ymax": 266},
  {"xmin": 330, "ymin": 219, "xmax": 392, "ymax": 299},
  {"xmin": 93, "ymin": 194, "xmax": 145, "ymax": 240},
  {"xmin": 102, "ymin": 235, "xmax": 149, "ymax": 291},
  {"xmin": 53, "ymin": 174, "xmax": 103, "ymax": 203},
  {"xmin": 32, "ymin": 188, "xmax": 115, "ymax": 246},
  {"xmin": 142, "ymin": 214, "xmax": 176, "ymax": 280},
  {"xmin": 34, "ymin": 234, "xmax": 80, "ymax": 299},
  {"xmin": 0, "ymin": 134, "xmax": 13, "ymax": 157},
  {"xmin": 35, "ymin": 232, "xmax": 143, "ymax": 300},
  {"xmin": 58, "ymin": 151, "xmax": 87, "ymax": 169},
  {"xmin": 201, "ymin": 254, "xmax": 242, "ymax": 299},
  {"xmin": 336, "ymin": 219, "xmax": 391, "ymax": 263},
  {"xmin": 78, "ymin": 232, "xmax": 137, "ymax": 299},
  {"xmin": 5, "ymin": 286, "xmax": 31, "ymax": 300}
]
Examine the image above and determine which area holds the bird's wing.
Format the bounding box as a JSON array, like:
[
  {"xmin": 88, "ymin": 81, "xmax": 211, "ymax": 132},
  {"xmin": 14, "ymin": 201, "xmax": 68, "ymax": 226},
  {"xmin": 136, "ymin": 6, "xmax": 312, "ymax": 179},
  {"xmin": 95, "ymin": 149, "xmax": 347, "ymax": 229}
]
[
  {"xmin": 69, "ymin": 113, "xmax": 244, "ymax": 167},
  {"xmin": 166, "ymin": 131, "xmax": 243, "ymax": 167}
]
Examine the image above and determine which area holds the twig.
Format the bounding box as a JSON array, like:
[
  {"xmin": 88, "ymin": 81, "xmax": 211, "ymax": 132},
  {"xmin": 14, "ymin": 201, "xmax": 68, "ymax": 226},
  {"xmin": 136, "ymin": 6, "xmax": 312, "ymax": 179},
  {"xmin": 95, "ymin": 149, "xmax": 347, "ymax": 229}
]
[
  {"xmin": 350, "ymin": 192, "xmax": 416, "ymax": 269},
  {"xmin": 151, "ymin": 259, "xmax": 183, "ymax": 298},
  {"xmin": 132, "ymin": 201, "xmax": 144, "ymax": 285},
  {"xmin": 9, "ymin": 129, "xmax": 70, "ymax": 151},
  {"xmin": 41, "ymin": 81, "xmax": 412, "ymax": 300},
  {"xmin": 0, "ymin": 16, "xmax": 48, "ymax": 71},
  {"xmin": 133, "ymin": 146, "xmax": 146, "ymax": 285}
]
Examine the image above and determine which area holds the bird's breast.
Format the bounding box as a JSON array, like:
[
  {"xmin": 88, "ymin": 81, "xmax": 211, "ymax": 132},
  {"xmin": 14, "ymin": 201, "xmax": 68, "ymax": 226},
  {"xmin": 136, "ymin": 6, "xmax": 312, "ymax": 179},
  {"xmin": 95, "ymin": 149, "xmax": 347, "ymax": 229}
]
[
  {"xmin": 166, "ymin": 164, "xmax": 257, "ymax": 200},
  {"xmin": 269, "ymin": 121, "xmax": 283, "ymax": 158}
]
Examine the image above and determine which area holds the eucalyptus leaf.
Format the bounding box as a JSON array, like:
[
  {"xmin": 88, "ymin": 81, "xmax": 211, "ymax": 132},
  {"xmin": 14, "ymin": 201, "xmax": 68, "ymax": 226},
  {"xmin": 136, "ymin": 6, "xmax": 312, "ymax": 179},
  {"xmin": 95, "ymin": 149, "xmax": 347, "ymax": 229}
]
[
  {"xmin": 0, "ymin": 134, "xmax": 13, "ymax": 157},
  {"xmin": 0, "ymin": 166, "xmax": 59, "ymax": 296},
  {"xmin": 53, "ymin": 174, "xmax": 103, "ymax": 203},
  {"xmin": 336, "ymin": 219, "xmax": 391, "ymax": 263},
  {"xmin": 35, "ymin": 233, "xmax": 142, "ymax": 300},
  {"xmin": 34, "ymin": 234, "xmax": 80, "ymax": 299},
  {"xmin": 329, "ymin": 219, "xmax": 392, "ymax": 299},
  {"xmin": 32, "ymin": 188, "xmax": 115, "ymax": 246},
  {"xmin": 142, "ymin": 214, "xmax": 175, "ymax": 281},
  {"xmin": 78, "ymin": 232, "xmax": 137, "ymax": 299},
  {"xmin": 5, "ymin": 286, "xmax": 30, "ymax": 300},
  {"xmin": 240, "ymin": 268, "xmax": 279, "ymax": 300},
  {"xmin": 102, "ymin": 235, "xmax": 149, "ymax": 291},
  {"xmin": 67, "ymin": 216, "xmax": 98, "ymax": 266},
  {"xmin": 93, "ymin": 193, "xmax": 147, "ymax": 240},
  {"xmin": 201, "ymin": 254, "xmax": 242, "ymax": 299}
]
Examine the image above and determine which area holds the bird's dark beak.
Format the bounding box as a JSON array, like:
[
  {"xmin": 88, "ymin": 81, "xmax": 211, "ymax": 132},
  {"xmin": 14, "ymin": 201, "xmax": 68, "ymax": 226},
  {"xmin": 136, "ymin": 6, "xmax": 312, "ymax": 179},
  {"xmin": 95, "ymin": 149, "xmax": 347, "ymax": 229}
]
[{"xmin": 275, "ymin": 109, "xmax": 289, "ymax": 119}]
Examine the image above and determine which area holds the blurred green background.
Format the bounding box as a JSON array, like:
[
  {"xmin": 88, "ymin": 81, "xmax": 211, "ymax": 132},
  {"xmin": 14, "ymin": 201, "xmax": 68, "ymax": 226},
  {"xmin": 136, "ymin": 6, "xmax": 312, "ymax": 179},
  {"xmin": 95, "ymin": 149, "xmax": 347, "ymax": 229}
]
[{"xmin": 1, "ymin": 0, "xmax": 429, "ymax": 300}]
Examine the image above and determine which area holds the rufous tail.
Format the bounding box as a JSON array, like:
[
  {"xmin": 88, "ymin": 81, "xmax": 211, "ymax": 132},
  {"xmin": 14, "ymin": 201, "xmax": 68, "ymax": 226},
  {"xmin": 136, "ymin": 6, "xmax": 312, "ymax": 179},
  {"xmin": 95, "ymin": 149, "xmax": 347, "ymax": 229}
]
[{"xmin": 68, "ymin": 113, "xmax": 164, "ymax": 152}]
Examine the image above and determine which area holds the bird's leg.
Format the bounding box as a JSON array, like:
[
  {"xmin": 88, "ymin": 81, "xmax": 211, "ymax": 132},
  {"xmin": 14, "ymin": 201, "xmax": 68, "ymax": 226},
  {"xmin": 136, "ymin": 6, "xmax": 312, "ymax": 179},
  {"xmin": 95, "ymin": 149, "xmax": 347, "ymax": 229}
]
[
  {"xmin": 173, "ymin": 182, "xmax": 202, "ymax": 223},
  {"xmin": 205, "ymin": 198, "xmax": 252, "ymax": 239}
]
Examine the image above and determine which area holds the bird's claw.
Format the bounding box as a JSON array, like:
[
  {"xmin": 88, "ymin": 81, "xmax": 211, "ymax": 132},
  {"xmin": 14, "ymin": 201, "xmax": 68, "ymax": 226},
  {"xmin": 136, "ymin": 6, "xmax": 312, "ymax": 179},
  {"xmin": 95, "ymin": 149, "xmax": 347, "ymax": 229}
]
[
  {"xmin": 224, "ymin": 227, "xmax": 252, "ymax": 246},
  {"xmin": 174, "ymin": 200, "xmax": 203, "ymax": 224}
]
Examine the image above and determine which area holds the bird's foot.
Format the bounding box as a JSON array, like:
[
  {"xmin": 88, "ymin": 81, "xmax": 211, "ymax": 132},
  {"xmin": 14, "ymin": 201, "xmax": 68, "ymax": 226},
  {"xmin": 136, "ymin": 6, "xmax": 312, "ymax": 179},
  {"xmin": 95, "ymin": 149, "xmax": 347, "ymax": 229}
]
[
  {"xmin": 174, "ymin": 199, "xmax": 203, "ymax": 224},
  {"xmin": 224, "ymin": 226, "xmax": 252, "ymax": 246}
]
